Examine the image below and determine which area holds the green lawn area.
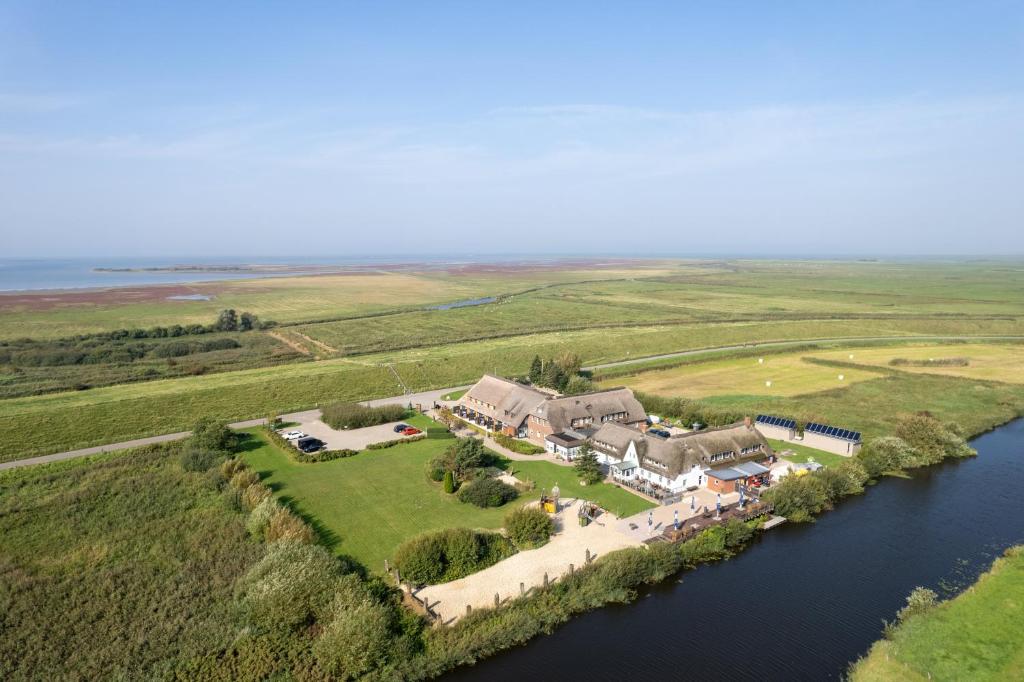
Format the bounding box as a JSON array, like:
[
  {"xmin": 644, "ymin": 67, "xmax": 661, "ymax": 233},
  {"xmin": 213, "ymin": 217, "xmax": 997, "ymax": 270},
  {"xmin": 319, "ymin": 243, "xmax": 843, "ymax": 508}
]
[
  {"xmin": 767, "ymin": 438, "xmax": 851, "ymax": 468},
  {"xmin": 440, "ymin": 389, "xmax": 467, "ymax": 401},
  {"xmin": 851, "ymin": 546, "xmax": 1024, "ymax": 682},
  {"xmin": 240, "ymin": 428, "xmax": 653, "ymax": 572}
]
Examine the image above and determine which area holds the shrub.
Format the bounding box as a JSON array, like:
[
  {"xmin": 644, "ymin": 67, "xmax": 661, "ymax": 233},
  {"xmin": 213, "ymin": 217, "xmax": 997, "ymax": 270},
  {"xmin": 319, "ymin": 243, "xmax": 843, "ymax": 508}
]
[
  {"xmin": 220, "ymin": 457, "xmax": 245, "ymax": 479},
  {"xmin": 895, "ymin": 413, "xmax": 975, "ymax": 465},
  {"xmin": 241, "ymin": 482, "xmax": 272, "ymax": 511},
  {"xmin": 427, "ymin": 456, "xmax": 448, "ymax": 482},
  {"xmin": 857, "ymin": 436, "xmax": 918, "ymax": 476},
  {"xmin": 451, "ymin": 438, "xmax": 488, "ymax": 479},
  {"xmin": 763, "ymin": 474, "xmax": 830, "ymax": 522},
  {"xmin": 230, "ymin": 469, "xmax": 261, "ymax": 491},
  {"xmin": 321, "ymin": 402, "xmax": 407, "ymax": 430},
  {"xmin": 314, "ymin": 598, "xmax": 394, "ymax": 678},
  {"xmin": 235, "ymin": 540, "xmax": 340, "ymax": 629},
  {"xmin": 190, "ymin": 417, "xmax": 238, "ymax": 454},
  {"xmin": 365, "ymin": 434, "xmax": 427, "ymax": 450},
  {"xmin": 265, "ymin": 507, "xmax": 316, "ymax": 544},
  {"xmin": 246, "ymin": 496, "xmax": 280, "ymax": 537},
  {"xmin": 505, "ymin": 506, "xmax": 554, "ymax": 549},
  {"xmin": 179, "ymin": 446, "xmax": 221, "ymax": 472},
  {"xmin": 443, "ymin": 470, "xmax": 456, "ymax": 494},
  {"xmin": 457, "ymin": 478, "xmax": 518, "ymax": 508},
  {"xmin": 493, "ymin": 433, "xmax": 545, "ymax": 455},
  {"xmin": 393, "ymin": 529, "xmax": 515, "ymax": 585}
]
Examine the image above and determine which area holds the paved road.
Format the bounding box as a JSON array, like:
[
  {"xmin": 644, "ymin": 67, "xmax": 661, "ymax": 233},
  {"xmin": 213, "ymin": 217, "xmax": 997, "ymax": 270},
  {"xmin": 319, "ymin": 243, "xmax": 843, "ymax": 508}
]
[
  {"xmin": 0, "ymin": 386, "xmax": 467, "ymax": 472},
  {"xmin": 3, "ymin": 333, "xmax": 1019, "ymax": 472}
]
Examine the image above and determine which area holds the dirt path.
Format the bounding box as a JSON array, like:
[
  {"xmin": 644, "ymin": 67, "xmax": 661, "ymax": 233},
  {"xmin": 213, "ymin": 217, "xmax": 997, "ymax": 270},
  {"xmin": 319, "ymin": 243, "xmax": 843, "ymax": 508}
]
[
  {"xmin": 267, "ymin": 330, "xmax": 313, "ymax": 356},
  {"xmin": 292, "ymin": 331, "xmax": 337, "ymax": 355}
]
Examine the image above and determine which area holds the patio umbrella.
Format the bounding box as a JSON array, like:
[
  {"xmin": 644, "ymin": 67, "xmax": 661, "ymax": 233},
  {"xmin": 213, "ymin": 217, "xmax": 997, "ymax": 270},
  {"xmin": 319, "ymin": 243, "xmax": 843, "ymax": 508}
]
[
  {"xmin": 715, "ymin": 496, "xmax": 721, "ymax": 517},
  {"xmin": 690, "ymin": 495, "xmax": 695, "ymax": 511},
  {"xmin": 739, "ymin": 487, "xmax": 745, "ymax": 507},
  {"xmin": 673, "ymin": 510, "xmax": 680, "ymax": 530},
  {"xmin": 647, "ymin": 511, "xmax": 653, "ymax": 529}
]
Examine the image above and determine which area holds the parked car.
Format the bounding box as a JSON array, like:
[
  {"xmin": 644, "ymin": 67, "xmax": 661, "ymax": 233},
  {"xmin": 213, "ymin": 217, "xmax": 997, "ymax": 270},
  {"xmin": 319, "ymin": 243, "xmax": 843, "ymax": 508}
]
[
  {"xmin": 401, "ymin": 427, "xmax": 421, "ymax": 436},
  {"xmin": 296, "ymin": 437, "xmax": 325, "ymax": 453},
  {"xmin": 281, "ymin": 430, "xmax": 306, "ymax": 440},
  {"xmin": 648, "ymin": 429, "xmax": 671, "ymax": 439},
  {"xmin": 393, "ymin": 423, "xmax": 410, "ymax": 433}
]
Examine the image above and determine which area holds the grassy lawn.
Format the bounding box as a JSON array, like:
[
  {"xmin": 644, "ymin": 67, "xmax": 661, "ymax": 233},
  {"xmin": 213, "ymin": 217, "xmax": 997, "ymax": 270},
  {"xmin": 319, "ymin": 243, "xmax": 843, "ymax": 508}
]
[
  {"xmin": 767, "ymin": 438, "xmax": 850, "ymax": 468},
  {"xmin": 602, "ymin": 350, "xmax": 885, "ymax": 398},
  {"xmin": 507, "ymin": 460, "xmax": 654, "ymax": 518},
  {"xmin": 850, "ymin": 546, "xmax": 1024, "ymax": 682},
  {"xmin": 811, "ymin": 342, "xmax": 1024, "ymax": 384},
  {"xmin": 440, "ymin": 389, "xmax": 467, "ymax": 401},
  {"xmin": 240, "ymin": 428, "xmax": 652, "ymax": 572}
]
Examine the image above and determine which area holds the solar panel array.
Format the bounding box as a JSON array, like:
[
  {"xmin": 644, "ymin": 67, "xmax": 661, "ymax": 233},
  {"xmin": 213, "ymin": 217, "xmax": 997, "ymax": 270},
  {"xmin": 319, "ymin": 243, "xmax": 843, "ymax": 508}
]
[
  {"xmin": 805, "ymin": 422, "xmax": 862, "ymax": 442},
  {"xmin": 756, "ymin": 414, "xmax": 797, "ymax": 429}
]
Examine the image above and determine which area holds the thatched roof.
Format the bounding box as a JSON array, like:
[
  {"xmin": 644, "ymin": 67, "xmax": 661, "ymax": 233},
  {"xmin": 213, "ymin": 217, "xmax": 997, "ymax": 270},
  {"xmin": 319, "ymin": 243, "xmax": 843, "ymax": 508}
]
[
  {"xmin": 459, "ymin": 374, "xmax": 549, "ymax": 427},
  {"xmin": 591, "ymin": 422, "xmax": 646, "ymax": 457},
  {"xmin": 641, "ymin": 422, "xmax": 773, "ymax": 480},
  {"xmin": 531, "ymin": 387, "xmax": 646, "ymax": 432}
]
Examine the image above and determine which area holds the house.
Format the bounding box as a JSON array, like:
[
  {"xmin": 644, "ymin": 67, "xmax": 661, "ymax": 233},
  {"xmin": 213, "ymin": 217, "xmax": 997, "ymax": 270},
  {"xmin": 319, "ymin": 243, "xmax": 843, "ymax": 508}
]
[
  {"xmin": 589, "ymin": 419, "xmax": 774, "ymax": 494},
  {"xmin": 802, "ymin": 422, "xmax": 862, "ymax": 456},
  {"xmin": 544, "ymin": 430, "xmax": 589, "ymax": 460},
  {"xmin": 453, "ymin": 375, "xmax": 549, "ymax": 437},
  {"xmin": 755, "ymin": 414, "xmax": 797, "ymax": 441},
  {"xmin": 526, "ymin": 387, "xmax": 647, "ymax": 445}
]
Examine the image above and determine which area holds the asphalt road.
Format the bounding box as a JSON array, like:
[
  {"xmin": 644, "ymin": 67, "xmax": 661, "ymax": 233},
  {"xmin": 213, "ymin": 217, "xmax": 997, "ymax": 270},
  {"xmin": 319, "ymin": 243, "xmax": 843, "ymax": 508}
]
[{"xmin": 3, "ymin": 333, "xmax": 1020, "ymax": 472}]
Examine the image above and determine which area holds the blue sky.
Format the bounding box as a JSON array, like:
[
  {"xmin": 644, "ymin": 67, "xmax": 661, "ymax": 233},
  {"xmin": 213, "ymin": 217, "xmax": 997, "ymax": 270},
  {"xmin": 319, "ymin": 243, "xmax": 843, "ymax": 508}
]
[{"xmin": 1, "ymin": 1, "xmax": 1022, "ymax": 257}]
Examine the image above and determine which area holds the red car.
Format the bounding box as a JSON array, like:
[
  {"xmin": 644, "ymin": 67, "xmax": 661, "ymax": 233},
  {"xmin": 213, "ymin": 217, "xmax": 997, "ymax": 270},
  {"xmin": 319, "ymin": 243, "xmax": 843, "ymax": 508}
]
[{"xmin": 401, "ymin": 427, "xmax": 421, "ymax": 436}]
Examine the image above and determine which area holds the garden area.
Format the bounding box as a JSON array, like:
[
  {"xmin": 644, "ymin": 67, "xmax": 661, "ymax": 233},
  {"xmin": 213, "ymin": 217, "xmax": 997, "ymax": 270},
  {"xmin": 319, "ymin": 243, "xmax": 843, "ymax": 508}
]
[{"xmin": 240, "ymin": 426, "xmax": 651, "ymax": 572}]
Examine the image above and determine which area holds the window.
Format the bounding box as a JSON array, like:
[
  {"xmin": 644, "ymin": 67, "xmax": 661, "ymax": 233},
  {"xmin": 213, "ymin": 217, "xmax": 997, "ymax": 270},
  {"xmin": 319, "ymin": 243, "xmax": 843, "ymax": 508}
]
[{"xmin": 710, "ymin": 451, "xmax": 734, "ymax": 463}]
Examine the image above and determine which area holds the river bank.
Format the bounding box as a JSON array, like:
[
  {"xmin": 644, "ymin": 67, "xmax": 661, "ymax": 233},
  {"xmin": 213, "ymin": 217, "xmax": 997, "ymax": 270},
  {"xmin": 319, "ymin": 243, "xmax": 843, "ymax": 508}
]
[{"xmin": 439, "ymin": 417, "xmax": 1024, "ymax": 681}]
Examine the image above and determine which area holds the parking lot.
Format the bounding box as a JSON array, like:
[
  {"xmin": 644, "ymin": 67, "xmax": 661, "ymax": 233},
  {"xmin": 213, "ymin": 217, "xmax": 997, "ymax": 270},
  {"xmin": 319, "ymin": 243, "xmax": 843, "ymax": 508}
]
[{"xmin": 281, "ymin": 418, "xmax": 420, "ymax": 452}]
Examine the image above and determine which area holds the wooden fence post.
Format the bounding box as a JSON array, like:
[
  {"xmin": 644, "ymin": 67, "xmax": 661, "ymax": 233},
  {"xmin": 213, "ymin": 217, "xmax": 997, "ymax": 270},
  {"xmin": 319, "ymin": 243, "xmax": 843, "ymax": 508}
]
[
  {"xmin": 543, "ymin": 572, "xmax": 549, "ymax": 587},
  {"xmin": 520, "ymin": 582, "xmax": 525, "ymax": 595},
  {"xmin": 569, "ymin": 563, "xmax": 574, "ymax": 575},
  {"xmin": 585, "ymin": 548, "xmax": 592, "ymax": 564},
  {"xmin": 494, "ymin": 593, "xmax": 500, "ymax": 608},
  {"xmin": 466, "ymin": 604, "xmax": 472, "ymax": 616}
]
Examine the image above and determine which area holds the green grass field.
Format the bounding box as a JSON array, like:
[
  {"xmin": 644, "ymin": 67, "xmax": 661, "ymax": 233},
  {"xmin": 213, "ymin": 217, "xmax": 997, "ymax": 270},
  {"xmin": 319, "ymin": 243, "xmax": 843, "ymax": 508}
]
[
  {"xmin": 4, "ymin": 260, "xmax": 1024, "ymax": 462},
  {"xmin": 240, "ymin": 428, "xmax": 651, "ymax": 572},
  {"xmin": 766, "ymin": 438, "xmax": 850, "ymax": 467},
  {"xmin": 850, "ymin": 546, "xmax": 1024, "ymax": 682}
]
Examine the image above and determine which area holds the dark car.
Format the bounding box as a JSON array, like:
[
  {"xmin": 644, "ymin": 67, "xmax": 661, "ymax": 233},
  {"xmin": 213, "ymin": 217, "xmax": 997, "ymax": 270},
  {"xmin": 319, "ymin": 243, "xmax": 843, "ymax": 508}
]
[
  {"xmin": 296, "ymin": 436, "xmax": 325, "ymax": 453},
  {"xmin": 393, "ymin": 423, "xmax": 410, "ymax": 433},
  {"xmin": 648, "ymin": 429, "xmax": 671, "ymax": 439}
]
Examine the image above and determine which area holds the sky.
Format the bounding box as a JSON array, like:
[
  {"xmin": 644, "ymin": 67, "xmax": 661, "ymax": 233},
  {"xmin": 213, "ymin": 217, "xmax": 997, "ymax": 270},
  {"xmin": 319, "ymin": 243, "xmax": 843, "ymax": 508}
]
[{"xmin": 1, "ymin": 1, "xmax": 1022, "ymax": 258}]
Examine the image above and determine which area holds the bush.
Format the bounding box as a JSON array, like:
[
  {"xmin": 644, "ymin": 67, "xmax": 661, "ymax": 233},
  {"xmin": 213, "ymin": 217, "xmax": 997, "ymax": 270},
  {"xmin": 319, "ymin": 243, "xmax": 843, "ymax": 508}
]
[
  {"xmin": 457, "ymin": 478, "xmax": 519, "ymax": 508},
  {"xmin": 365, "ymin": 434, "xmax": 426, "ymax": 450},
  {"xmin": 321, "ymin": 402, "xmax": 407, "ymax": 430},
  {"xmin": 427, "ymin": 456, "xmax": 448, "ymax": 482},
  {"xmin": 230, "ymin": 469, "xmax": 261, "ymax": 490},
  {"xmin": 246, "ymin": 496, "xmax": 280, "ymax": 537},
  {"xmin": 235, "ymin": 540, "xmax": 340, "ymax": 629},
  {"xmin": 763, "ymin": 474, "xmax": 830, "ymax": 522},
  {"xmin": 857, "ymin": 436, "xmax": 918, "ymax": 476},
  {"xmin": 443, "ymin": 470, "xmax": 456, "ymax": 494},
  {"xmin": 505, "ymin": 506, "xmax": 554, "ymax": 549},
  {"xmin": 241, "ymin": 482, "xmax": 272, "ymax": 511},
  {"xmin": 895, "ymin": 413, "xmax": 975, "ymax": 465},
  {"xmin": 314, "ymin": 598, "xmax": 394, "ymax": 678},
  {"xmin": 190, "ymin": 417, "xmax": 238, "ymax": 454},
  {"xmin": 493, "ymin": 433, "xmax": 545, "ymax": 455},
  {"xmin": 451, "ymin": 438, "xmax": 488, "ymax": 479},
  {"xmin": 393, "ymin": 528, "xmax": 515, "ymax": 585},
  {"xmin": 179, "ymin": 446, "xmax": 221, "ymax": 472},
  {"xmin": 265, "ymin": 507, "xmax": 316, "ymax": 544}
]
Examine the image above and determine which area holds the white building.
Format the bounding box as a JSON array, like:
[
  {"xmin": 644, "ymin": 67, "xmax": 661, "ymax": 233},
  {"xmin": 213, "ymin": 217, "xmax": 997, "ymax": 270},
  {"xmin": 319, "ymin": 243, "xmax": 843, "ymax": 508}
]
[{"xmin": 589, "ymin": 420, "xmax": 774, "ymax": 494}]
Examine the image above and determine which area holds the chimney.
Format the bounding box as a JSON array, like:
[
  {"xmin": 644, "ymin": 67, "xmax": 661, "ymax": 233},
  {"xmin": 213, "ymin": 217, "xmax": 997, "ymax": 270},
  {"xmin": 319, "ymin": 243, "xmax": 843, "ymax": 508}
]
[{"xmin": 744, "ymin": 416, "xmax": 752, "ymax": 428}]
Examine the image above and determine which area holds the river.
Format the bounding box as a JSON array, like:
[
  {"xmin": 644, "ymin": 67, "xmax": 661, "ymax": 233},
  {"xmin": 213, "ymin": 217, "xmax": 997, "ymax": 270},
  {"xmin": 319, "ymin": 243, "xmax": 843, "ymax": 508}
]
[{"xmin": 445, "ymin": 418, "xmax": 1024, "ymax": 681}]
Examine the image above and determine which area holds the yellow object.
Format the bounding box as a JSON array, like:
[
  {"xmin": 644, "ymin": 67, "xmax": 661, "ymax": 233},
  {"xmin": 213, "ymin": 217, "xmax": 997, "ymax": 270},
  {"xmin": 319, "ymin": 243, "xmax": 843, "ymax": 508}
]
[
  {"xmin": 793, "ymin": 468, "xmax": 809, "ymax": 477},
  {"xmin": 542, "ymin": 501, "xmax": 556, "ymax": 513}
]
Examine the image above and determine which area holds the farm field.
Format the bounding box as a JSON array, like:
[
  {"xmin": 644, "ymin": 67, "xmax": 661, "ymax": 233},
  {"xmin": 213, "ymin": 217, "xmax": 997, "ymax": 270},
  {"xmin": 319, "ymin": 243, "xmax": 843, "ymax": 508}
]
[
  {"xmin": 810, "ymin": 342, "xmax": 1024, "ymax": 384},
  {"xmin": 600, "ymin": 351, "xmax": 886, "ymax": 398},
  {"xmin": 241, "ymin": 428, "xmax": 651, "ymax": 572},
  {"xmin": 850, "ymin": 546, "xmax": 1024, "ymax": 682}
]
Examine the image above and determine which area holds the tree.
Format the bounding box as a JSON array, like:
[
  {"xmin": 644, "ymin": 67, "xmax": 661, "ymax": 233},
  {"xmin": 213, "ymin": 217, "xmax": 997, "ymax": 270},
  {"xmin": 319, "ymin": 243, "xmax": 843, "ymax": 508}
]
[
  {"xmin": 450, "ymin": 438, "xmax": 487, "ymax": 479},
  {"xmin": 574, "ymin": 441, "xmax": 602, "ymax": 485},
  {"xmin": 528, "ymin": 355, "xmax": 543, "ymax": 384},
  {"xmin": 563, "ymin": 375, "xmax": 594, "ymax": 396},
  {"xmin": 505, "ymin": 506, "xmax": 554, "ymax": 549},
  {"xmin": 191, "ymin": 417, "xmax": 237, "ymax": 454},
  {"xmin": 541, "ymin": 360, "xmax": 565, "ymax": 390},
  {"xmin": 239, "ymin": 311, "xmax": 260, "ymax": 331},
  {"xmin": 443, "ymin": 470, "xmax": 456, "ymax": 494},
  {"xmin": 235, "ymin": 540, "xmax": 340, "ymax": 629},
  {"xmin": 215, "ymin": 309, "xmax": 238, "ymax": 332},
  {"xmin": 554, "ymin": 351, "xmax": 582, "ymax": 376}
]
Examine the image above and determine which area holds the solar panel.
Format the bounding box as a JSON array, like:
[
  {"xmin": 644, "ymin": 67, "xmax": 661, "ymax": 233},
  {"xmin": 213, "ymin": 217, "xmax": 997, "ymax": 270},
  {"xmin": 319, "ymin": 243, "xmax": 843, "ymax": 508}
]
[
  {"xmin": 805, "ymin": 422, "xmax": 860, "ymax": 442},
  {"xmin": 757, "ymin": 414, "xmax": 796, "ymax": 429}
]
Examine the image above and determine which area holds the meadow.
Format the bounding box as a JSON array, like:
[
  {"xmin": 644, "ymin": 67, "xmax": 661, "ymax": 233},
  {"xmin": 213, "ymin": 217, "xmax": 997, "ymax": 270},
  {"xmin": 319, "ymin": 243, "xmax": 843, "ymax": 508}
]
[
  {"xmin": 767, "ymin": 438, "xmax": 850, "ymax": 467},
  {"xmin": 241, "ymin": 428, "xmax": 651, "ymax": 571},
  {"xmin": 850, "ymin": 546, "xmax": 1024, "ymax": 682},
  {"xmin": 600, "ymin": 351, "xmax": 886, "ymax": 398},
  {"xmin": 4, "ymin": 260, "xmax": 1024, "ymax": 462},
  {"xmin": 811, "ymin": 342, "xmax": 1024, "ymax": 384},
  {"xmin": 0, "ymin": 445, "xmax": 264, "ymax": 680}
]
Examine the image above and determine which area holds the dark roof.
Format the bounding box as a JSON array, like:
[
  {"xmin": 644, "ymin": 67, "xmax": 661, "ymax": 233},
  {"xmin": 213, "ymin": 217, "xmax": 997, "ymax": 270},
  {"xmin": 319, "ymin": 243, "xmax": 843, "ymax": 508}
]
[
  {"xmin": 756, "ymin": 414, "xmax": 797, "ymax": 429},
  {"xmin": 531, "ymin": 388, "xmax": 646, "ymax": 433},
  {"xmin": 546, "ymin": 432, "xmax": 585, "ymax": 448},
  {"xmin": 805, "ymin": 422, "xmax": 862, "ymax": 442}
]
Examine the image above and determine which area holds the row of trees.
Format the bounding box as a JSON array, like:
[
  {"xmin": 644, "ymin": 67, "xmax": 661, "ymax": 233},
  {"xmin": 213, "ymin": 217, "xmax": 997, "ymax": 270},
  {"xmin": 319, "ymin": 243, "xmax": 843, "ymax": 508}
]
[{"xmin": 528, "ymin": 353, "xmax": 594, "ymax": 395}]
